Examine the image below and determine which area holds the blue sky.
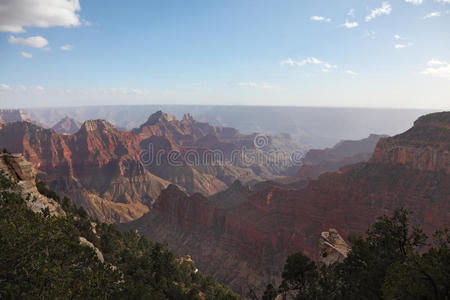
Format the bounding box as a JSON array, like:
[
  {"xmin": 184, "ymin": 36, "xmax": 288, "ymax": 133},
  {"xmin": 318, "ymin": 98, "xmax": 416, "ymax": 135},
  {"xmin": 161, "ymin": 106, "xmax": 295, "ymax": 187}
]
[{"xmin": 0, "ymin": 0, "xmax": 449, "ymax": 108}]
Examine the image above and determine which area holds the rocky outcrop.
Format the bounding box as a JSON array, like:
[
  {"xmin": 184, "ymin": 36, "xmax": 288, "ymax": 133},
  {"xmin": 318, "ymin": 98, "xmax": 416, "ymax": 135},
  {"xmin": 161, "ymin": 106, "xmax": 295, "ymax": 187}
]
[
  {"xmin": 79, "ymin": 237, "xmax": 104, "ymax": 263},
  {"xmin": 0, "ymin": 153, "xmax": 64, "ymax": 216},
  {"xmin": 319, "ymin": 229, "xmax": 350, "ymax": 265},
  {"xmin": 51, "ymin": 116, "xmax": 81, "ymax": 134},
  {"xmin": 120, "ymin": 112, "xmax": 450, "ymax": 296}
]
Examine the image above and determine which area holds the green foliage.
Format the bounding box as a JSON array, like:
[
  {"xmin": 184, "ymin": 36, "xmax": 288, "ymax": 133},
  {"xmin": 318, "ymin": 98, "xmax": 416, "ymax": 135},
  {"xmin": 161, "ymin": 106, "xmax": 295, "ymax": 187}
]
[
  {"xmin": 36, "ymin": 177, "xmax": 61, "ymax": 202},
  {"xmin": 0, "ymin": 173, "xmax": 239, "ymax": 299},
  {"xmin": 278, "ymin": 252, "xmax": 318, "ymax": 299},
  {"xmin": 383, "ymin": 229, "xmax": 450, "ymax": 300},
  {"xmin": 264, "ymin": 208, "xmax": 449, "ymax": 300},
  {"xmin": 337, "ymin": 208, "xmax": 427, "ymax": 300},
  {"xmin": 0, "ymin": 183, "xmax": 121, "ymax": 298}
]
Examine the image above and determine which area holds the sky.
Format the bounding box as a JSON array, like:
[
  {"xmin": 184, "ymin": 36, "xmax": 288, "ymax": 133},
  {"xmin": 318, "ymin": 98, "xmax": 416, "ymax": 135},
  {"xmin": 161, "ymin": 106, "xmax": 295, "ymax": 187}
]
[{"xmin": 0, "ymin": 0, "xmax": 449, "ymax": 109}]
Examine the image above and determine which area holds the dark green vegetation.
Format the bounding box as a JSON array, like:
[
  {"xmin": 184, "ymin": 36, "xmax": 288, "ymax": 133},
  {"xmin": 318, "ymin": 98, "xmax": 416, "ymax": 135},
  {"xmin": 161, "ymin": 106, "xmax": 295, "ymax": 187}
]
[
  {"xmin": 263, "ymin": 209, "xmax": 450, "ymax": 300},
  {"xmin": 0, "ymin": 172, "xmax": 239, "ymax": 299}
]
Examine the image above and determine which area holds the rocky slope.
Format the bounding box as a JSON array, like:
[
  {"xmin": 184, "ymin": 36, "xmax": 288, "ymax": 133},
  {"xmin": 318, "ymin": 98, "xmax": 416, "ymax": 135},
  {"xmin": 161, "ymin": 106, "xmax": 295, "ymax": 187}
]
[
  {"xmin": 0, "ymin": 111, "xmax": 300, "ymax": 223},
  {"xmin": 51, "ymin": 116, "xmax": 82, "ymax": 134},
  {"xmin": 0, "ymin": 153, "xmax": 63, "ymax": 216},
  {"xmin": 120, "ymin": 111, "xmax": 450, "ymax": 295}
]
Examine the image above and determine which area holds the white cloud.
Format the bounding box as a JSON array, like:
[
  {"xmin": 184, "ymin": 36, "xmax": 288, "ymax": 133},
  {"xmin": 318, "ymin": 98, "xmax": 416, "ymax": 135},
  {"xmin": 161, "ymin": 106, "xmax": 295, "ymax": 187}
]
[
  {"xmin": 343, "ymin": 20, "xmax": 359, "ymax": 28},
  {"xmin": 346, "ymin": 70, "xmax": 359, "ymax": 76},
  {"xmin": 394, "ymin": 34, "xmax": 403, "ymax": 40},
  {"xmin": 8, "ymin": 35, "xmax": 48, "ymax": 48},
  {"xmin": 434, "ymin": 0, "xmax": 450, "ymax": 3},
  {"xmin": 405, "ymin": 0, "xmax": 423, "ymax": 5},
  {"xmin": 310, "ymin": 16, "xmax": 331, "ymax": 22},
  {"xmin": 21, "ymin": 51, "xmax": 32, "ymax": 58},
  {"xmin": 366, "ymin": 2, "xmax": 392, "ymax": 22},
  {"xmin": 395, "ymin": 43, "xmax": 414, "ymax": 48},
  {"xmin": 422, "ymin": 59, "xmax": 450, "ymax": 80},
  {"xmin": 60, "ymin": 44, "xmax": 74, "ymax": 51},
  {"xmin": 428, "ymin": 59, "xmax": 448, "ymax": 66},
  {"xmin": 363, "ymin": 30, "xmax": 376, "ymax": 39},
  {"xmin": 423, "ymin": 12, "xmax": 441, "ymax": 19},
  {"xmin": 0, "ymin": 0, "xmax": 82, "ymax": 33},
  {"xmin": 281, "ymin": 57, "xmax": 337, "ymax": 72},
  {"xmin": 237, "ymin": 82, "xmax": 279, "ymax": 89},
  {"xmin": 347, "ymin": 8, "xmax": 356, "ymax": 18}
]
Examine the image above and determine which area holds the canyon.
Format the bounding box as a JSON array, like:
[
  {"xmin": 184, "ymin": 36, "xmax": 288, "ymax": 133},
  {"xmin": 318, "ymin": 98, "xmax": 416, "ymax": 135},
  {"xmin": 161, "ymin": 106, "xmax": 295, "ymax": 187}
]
[
  {"xmin": 120, "ymin": 111, "xmax": 450, "ymax": 296},
  {"xmin": 0, "ymin": 111, "xmax": 301, "ymax": 223}
]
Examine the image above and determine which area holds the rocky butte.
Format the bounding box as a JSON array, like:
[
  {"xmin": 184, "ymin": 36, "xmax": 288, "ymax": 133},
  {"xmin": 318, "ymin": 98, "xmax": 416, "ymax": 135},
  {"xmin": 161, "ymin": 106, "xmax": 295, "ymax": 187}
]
[{"xmin": 120, "ymin": 111, "xmax": 450, "ymax": 296}]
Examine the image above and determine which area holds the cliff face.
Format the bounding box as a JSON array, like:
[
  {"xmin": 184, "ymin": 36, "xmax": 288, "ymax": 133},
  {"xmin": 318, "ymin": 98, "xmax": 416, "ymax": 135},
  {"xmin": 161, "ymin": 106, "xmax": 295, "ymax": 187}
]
[
  {"xmin": 0, "ymin": 112, "xmax": 300, "ymax": 222},
  {"xmin": 371, "ymin": 112, "xmax": 450, "ymax": 174},
  {"xmin": 120, "ymin": 111, "xmax": 450, "ymax": 295},
  {"xmin": 0, "ymin": 153, "xmax": 64, "ymax": 216}
]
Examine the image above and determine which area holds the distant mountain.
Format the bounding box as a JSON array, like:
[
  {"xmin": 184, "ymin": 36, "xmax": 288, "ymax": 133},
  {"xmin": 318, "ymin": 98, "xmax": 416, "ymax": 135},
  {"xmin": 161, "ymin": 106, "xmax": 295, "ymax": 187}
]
[
  {"xmin": 0, "ymin": 109, "xmax": 31, "ymax": 124},
  {"xmin": 24, "ymin": 105, "xmax": 435, "ymax": 148},
  {"xmin": 282, "ymin": 133, "xmax": 388, "ymax": 184},
  {"xmin": 51, "ymin": 116, "xmax": 81, "ymax": 134},
  {"xmin": 0, "ymin": 111, "xmax": 300, "ymax": 223},
  {"xmin": 120, "ymin": 111, "xmax": 450, "ymax": 295},
  {"xmin": 302, "ymin": 133, "xmax": 387, "ymax": 165}
]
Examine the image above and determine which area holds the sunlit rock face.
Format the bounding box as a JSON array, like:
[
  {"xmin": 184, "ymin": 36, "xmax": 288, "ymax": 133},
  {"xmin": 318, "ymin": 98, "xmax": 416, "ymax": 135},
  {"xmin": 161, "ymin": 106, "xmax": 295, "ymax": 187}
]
[
  {"xmin": 371, "ymin": 111, "xmax": 450, "ymax": 174},
  {"xmin": 319, "ymin": 229, "xmax": 350, "ymax": 265}
]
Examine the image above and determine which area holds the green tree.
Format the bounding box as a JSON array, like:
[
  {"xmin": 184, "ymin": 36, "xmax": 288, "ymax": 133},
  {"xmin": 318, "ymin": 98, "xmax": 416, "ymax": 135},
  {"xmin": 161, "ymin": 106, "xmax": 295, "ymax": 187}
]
[
  {"xmin": 337, "ymin": 208, "xmax": 427, "ymax": 300},
  {"xmin": 383, "ymin": 229, "xmax": 450, "ymax": 300}
]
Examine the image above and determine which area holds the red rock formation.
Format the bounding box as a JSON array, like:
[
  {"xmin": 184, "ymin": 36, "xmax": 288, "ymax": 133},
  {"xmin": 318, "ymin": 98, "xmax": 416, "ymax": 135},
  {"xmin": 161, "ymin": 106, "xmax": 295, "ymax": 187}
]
[
  {"xmin": 371, "ymin": 112, "xmax": 450, "ymax": 174},
  {"xmin": 0, "ymin": 112, "xmax": 299, "ymax": 222},
  {"xmin": 0, "ymin": 120, "xmax": 169, "ymax": 222},
  {"xmin": 120, "ymin": 112, "xmax": 450, "ymax": 296}
]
